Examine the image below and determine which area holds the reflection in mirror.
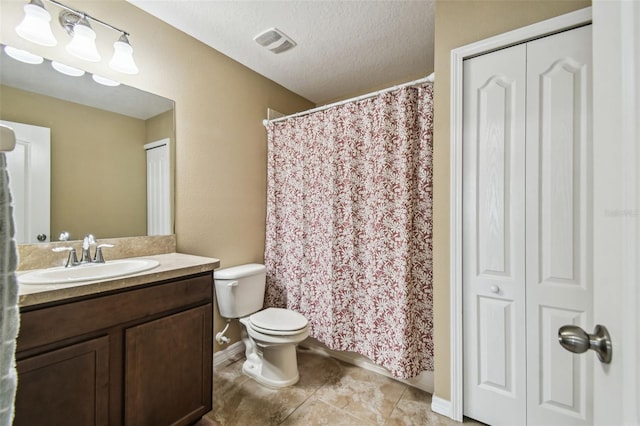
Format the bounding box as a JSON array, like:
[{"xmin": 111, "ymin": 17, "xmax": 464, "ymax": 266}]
[{"xmin": 0, "ymin": 45, "xmax": 175, "ymax": 243}]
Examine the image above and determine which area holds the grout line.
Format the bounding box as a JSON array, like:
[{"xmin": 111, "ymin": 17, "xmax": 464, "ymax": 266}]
[{"xmin": 382, "ymin": 386, "xmax": 409, "ymax": 426}]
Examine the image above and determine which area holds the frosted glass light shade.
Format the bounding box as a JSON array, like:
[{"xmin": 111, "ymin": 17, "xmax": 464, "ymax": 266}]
[
  {"xmin": 15, "ymin": 0, "xmax": 57, "ymax": 47},
  {"xmin": 4, "ymin": 46, "xmax": 44, "ymax": 65},
  {"xmin": 92, "ymin": 74, "xmax": 120, "ymax": 86},
  {"xmin": 66, "ymin": 21, "xmax": 100, "ymax": 62},
  {"xmin": 51, "ymin": 61, "xmax": 85, "ymax": 77},
  {"xmin": 109, "ymin": 35, "xmax": 138, "ymax": 74}
]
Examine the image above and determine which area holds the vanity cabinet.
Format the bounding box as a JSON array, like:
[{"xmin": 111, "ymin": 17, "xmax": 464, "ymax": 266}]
[{"xmin": 14, "ymin": 273, "xmax": 213, "ymax": 426}]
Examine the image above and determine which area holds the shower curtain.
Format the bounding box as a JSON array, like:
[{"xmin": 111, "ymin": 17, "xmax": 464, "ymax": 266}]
[{"xmin": 264, "ymin": 84, "xmax": 433, "ymax": 379}]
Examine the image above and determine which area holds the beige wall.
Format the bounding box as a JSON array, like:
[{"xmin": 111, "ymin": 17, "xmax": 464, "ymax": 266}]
[
  {"xmin": 432, "ymin": 0, "xmax": 591, "ymax": 400},
  {"xmin": 0, "ymin": 0, "xmax": 314, "ymax": 351},
  {"xmin": 1, "ymin": 84, "xmax": 148, "ymax": 240}
]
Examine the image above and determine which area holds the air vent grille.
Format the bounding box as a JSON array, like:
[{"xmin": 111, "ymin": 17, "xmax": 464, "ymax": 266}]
[{"xmin": 253, "ymin": 28, "xmax": 296, "ymax": 54}]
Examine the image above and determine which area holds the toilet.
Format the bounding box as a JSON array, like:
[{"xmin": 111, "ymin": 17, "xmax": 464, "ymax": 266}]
[{"xmin": 214, "ymin": 263, "xmax": 309, "ymax": 387}]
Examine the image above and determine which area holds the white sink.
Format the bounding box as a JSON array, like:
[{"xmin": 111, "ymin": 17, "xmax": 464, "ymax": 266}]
[{"xmin": 19, "ymin": 259, "xmax": 160, "ymax": 285}]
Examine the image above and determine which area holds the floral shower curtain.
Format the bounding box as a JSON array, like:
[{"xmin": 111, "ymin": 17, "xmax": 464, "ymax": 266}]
[{"xmin": 264, "ymin": 84, "xmax": 433, "ymax": 379}]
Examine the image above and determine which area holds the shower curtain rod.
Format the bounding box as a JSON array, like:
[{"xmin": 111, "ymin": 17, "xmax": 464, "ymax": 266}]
[{"xmin": 263, "ymin": 73, "xmax": 434, "ymax": 126}]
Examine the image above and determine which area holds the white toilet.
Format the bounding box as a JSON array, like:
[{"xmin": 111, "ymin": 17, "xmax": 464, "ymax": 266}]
[{"xmin": 214, "ymin": 263, "xmax": 309, "ymax": 387}]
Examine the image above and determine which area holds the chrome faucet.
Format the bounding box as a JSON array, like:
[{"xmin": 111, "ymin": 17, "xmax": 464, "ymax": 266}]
[{"xmin": 52, "ymin": 234, "xmax": 114, "ymax": 267}]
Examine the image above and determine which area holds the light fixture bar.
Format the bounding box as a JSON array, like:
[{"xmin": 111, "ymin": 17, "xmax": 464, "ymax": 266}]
[{"xmin": 46, "ymin": 0, "xmax": 129, "ymax": 36}]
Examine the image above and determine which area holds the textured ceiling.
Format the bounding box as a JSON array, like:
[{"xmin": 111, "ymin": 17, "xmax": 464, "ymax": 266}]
[{"xmin": 128, "ymin": 0, "xmax": 435, "ymax": 104}]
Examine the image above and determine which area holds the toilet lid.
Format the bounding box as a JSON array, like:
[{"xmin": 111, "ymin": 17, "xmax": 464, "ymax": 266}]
[{"xmin": 249, "ymin": 308, "xmax": 308, "ymax": 333}]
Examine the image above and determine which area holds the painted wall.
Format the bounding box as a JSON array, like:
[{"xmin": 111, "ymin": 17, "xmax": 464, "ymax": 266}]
[
  {"xmin": 432, "ymin": 0, "xmax": 591, "ymax": 401},
  {"xmin": 0, "ymin": 0, "xmax": 314, "ymax": 351},
  {"xmin": 1, "ymin": 84, "xmax": 148, "ymax": 240}
]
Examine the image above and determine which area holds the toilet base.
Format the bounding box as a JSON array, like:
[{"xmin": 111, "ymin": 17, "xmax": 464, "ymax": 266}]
[
  {"xmin": 242, "ymin": 356, "xmax": 300, "ymax": 388},
  {"xmin": 240, "ymin": 325, "xmax": 307, "ymax": 388}
]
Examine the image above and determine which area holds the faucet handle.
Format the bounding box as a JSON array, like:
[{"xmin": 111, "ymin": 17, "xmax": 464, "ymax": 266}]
[
  {"xmin": 52, "ymin": 246, "xmax": 79, "ymax": 267},
  {"xmin": 94, "ymin": 243, "xmax": 115, "ymax": 263}
]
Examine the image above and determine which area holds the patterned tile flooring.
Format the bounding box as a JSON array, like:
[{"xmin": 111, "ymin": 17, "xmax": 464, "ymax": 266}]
[{"xmin": 205, "ymin": 347, "xmax": 484, "ymax": 425}]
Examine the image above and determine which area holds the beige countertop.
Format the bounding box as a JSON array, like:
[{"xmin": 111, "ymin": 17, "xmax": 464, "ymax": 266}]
[{"xmin": 18, "ymin": 252, "xmax": 220, "ymax": 308}]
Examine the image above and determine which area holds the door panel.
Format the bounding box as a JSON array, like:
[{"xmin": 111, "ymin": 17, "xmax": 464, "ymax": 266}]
[
  {"xmin": 477, "ymin": 296, "xmax": 515, "ymax": 394},
  {"xmin": 463, "ymin": 43, "xmax": 527, "ymax": 426},
  {"xmin": 539, "ymin": 307, "xmax": 587, "ymax": 416},
  {"xmin": 525, "ymin": 25, "xmax": 592, "ymax": 426},
  {"xmin": 0, "ymin": 120, "xmax": 50, "ymax": 243}
]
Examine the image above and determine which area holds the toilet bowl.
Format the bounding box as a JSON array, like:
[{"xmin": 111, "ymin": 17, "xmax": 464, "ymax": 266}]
[
  {"xmin": 240, "ymin": 308, "xmax": 309, "ymax": 387},
  {"xmin": 213, "ymin": 264, "xmax": 309, "ymax": 387}
]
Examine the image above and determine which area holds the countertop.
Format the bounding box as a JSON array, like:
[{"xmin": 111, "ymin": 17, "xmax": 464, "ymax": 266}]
[{"xmin": 18, "ymin": 252, "xmax": 220, "ymax": 308}]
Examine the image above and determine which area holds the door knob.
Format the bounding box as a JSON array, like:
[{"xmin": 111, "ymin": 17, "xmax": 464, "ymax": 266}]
[
  {"xmin": 37, "ymin": 233, "xmax": 47, "ymax": 242},
  {"xmin": 558, "ymin": 324, "xmax": 612, "ymax": 364}
]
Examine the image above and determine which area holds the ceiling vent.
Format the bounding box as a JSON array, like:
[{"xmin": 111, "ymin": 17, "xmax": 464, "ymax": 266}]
[{"xmin": 254, "ymin": 28, "xmax": 296, "ymax": 54}]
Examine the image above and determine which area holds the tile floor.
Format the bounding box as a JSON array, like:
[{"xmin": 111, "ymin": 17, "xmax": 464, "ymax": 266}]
[{"xmin": 205, "ymin": 347, "xmax": 484, "ymax": 425}]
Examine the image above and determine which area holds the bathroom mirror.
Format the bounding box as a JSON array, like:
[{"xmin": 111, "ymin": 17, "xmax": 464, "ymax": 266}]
[{"xmin": 0, "ymin": 46, "xmax": 175, "ymax": 243}]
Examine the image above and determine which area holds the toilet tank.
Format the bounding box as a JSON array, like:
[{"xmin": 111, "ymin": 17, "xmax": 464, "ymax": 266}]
[{"xmin": 213, "ymin": 263, "xmax": 267, "ymax": 318}]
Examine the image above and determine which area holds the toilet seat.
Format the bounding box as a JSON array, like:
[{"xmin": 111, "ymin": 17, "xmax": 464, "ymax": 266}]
[{"xmin": 249, "ymin": 308, "xmax": 308, "ymax": 336}]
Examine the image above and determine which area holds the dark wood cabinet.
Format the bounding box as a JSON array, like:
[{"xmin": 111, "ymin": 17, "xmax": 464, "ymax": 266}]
[
  {"xmin": 15, "ymin": 273, "xmax": 213, "ymax": 426},
  {"xmin": 124, "ymin": 305, "xmax": 212, "ymax": 425},
  {"xmin": 14, "ymin": 336, "xmax": 110, "ymax": 426}
]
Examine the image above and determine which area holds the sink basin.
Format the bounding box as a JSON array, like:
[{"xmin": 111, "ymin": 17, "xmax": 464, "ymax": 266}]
[{"xmin": 19, "ymin": 259, "xmax": 160, "ymax": 285}]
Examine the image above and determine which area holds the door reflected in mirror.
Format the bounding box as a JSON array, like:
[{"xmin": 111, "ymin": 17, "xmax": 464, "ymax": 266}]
[{"xmin": 0, "ymin": 45, "xmax": 175, "ymax": 243}]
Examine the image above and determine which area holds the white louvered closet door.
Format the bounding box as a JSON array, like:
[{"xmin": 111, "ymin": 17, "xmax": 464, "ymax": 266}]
[{"xmin": 463, "ymin": 25, "xmax": 592, "ymax": 425}]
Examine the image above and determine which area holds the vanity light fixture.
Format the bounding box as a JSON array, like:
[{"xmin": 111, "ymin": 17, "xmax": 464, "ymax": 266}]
[
  {"xmin": 15, "ymin": 0, "xmax": 139, "ymax": 74},
  {"xmin": 109, "ymin": 34, "xmax": 138, "ymax": 75},
  {"xmin": 15, "ymin": 0, "xmax": 57, "ymax": 47},
  {"xmin": 60, "ymin": 12, "xmax": 100, "ymax": 62}
]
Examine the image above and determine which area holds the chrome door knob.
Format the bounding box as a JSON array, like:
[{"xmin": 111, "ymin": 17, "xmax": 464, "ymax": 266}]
[{"xmin": 558, "ymin": 324, "xmax": 612, "ymax": 364}]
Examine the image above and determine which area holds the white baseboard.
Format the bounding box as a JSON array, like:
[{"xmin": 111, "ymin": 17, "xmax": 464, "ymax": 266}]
[
  {"xmin": 213, "ymin": 341, "xmax": 245, "ymax": 369},
  {"xmin": 431, "ymin": 395, "xmax": 454, "ymax": 419},
  {"xmin": 300, "ymin": 338, "xmax": 434, "ymax": 393}
]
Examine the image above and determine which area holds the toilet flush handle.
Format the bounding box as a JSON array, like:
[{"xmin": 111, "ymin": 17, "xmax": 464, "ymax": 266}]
[{"xmin": 227, "ymin": 280, "xmax": 238, "ymax": 287}]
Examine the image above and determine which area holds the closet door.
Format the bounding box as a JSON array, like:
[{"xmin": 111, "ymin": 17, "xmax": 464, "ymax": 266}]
[
  {"xmin": 462, "ymin": 43, "xmax": 527, "ymax": 426},
  {"xmin": 525, "ymin": 25, "xmax": 593, "ymax": 426}
]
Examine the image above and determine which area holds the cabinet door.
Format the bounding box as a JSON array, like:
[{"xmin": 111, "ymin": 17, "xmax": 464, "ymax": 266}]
[
  {"xmin": 124, "ymin": 304, "xmax": 213, "ymax": 426},
  {"xmin": 14, "ymin": 336, "xmax": 110, "ymax": 426}
]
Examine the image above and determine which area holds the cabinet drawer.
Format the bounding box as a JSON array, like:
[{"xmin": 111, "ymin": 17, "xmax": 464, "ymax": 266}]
[{"xmin": 18, "ymin": 274, "xmax": 212, "ymax": 353}]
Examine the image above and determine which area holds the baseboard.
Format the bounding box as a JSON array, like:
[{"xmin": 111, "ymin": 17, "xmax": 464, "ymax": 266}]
[
  {"xmin": 431, "ymin": 395, "xmax": 453, "ymax": 419},
  {"xmin": 213, "ymin": 341, "xmax": 244, "ymax": 369},
  {"xmin": 300, "ymin": 338, "xmax": 434, "ymax": 393}
]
